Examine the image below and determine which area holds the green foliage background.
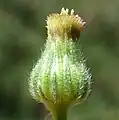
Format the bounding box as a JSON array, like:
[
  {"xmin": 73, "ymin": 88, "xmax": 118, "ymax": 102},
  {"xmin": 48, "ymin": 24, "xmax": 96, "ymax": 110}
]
[{"xmin": 0, "ymin": 0, "xmax": 119, "ymax": 120}]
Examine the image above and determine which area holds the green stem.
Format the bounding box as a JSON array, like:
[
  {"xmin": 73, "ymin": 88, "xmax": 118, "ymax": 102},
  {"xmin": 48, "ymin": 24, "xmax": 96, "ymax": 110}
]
[{"xmin": 51, "ymin": 104, "xmax": 69, "ymax": 120}]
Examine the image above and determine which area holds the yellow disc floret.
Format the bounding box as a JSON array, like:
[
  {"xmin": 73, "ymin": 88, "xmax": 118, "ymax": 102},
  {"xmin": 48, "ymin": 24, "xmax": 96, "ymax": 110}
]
[{"xmin": 46, "ymin": 8, "xmax": 86, "ymax": 40}]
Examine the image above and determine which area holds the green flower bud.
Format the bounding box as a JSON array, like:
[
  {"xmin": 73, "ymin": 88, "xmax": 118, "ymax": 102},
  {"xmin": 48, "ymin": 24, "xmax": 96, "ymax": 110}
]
[{"xmin": 29, "ymin": 8, "xmax": 92, "ymax": 120}]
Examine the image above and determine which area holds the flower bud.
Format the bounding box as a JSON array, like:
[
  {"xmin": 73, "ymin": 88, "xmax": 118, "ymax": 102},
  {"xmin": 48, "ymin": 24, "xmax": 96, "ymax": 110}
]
[{"xmin": 29, "ymin": 8, "xmax": 92, "ymax": 120}]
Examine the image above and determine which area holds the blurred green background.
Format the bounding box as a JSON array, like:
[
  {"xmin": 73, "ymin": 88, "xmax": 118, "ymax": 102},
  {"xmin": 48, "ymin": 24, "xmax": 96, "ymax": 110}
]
[{"xmin": 0, "ymin": 0, "xmax": 119, "ymax": 120}]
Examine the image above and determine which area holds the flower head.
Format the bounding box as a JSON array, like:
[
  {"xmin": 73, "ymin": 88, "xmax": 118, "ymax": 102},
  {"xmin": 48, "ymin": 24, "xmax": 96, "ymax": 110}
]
[{"xmin": 29, "ymin": 8, "xmax": 92, "ymax": 120}]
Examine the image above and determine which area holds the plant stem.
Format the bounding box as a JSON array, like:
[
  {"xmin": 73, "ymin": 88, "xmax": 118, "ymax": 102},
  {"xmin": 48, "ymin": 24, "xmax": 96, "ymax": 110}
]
[{"xmin": 51, "ymin": 104, "xmax": 69, "ymax": 120}]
